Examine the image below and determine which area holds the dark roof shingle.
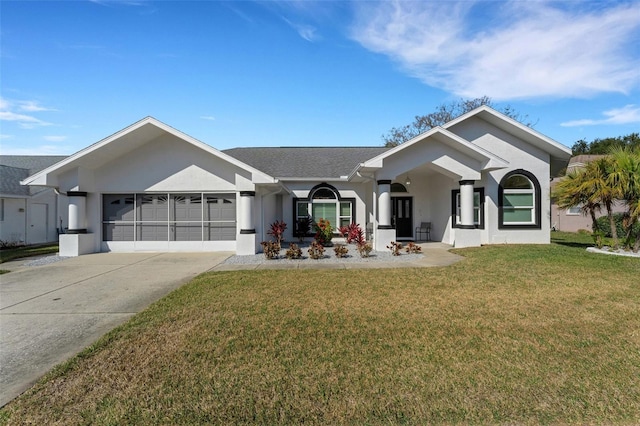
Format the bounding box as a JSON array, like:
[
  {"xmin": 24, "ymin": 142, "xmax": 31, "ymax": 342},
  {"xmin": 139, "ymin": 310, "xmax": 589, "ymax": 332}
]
[
  {"xmin": 0, "ymin": 155, "xmax": 67, "ymax": 196},
  {"xmin": 223, "ymin": 147, "xmax": 390, "ymax": 178}
]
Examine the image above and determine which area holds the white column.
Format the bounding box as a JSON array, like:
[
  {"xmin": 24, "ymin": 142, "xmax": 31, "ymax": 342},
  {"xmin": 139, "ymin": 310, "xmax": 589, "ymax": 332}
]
[
  {"xmin": 377, "ymin": 180, "xmax": 392, "ymax": 229},
  {"xmin": 67, "ymin": 191, "xmax": 87, "ymax": 233},
  {"xmin": 375, "ymin": 180, "xmax": 395, "ymax": 251},
  {"xmin": 459, "ymin": 180, "xmax": 475, "ymax": 228},
  {"xmin": 239, "ymin": 191, "xmax": 255, "ymax": 234}
]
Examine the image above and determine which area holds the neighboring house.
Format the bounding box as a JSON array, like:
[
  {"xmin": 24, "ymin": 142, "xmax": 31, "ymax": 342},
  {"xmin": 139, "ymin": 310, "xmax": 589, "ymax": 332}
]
[
  {"xmin": 0, "ymin": 156, "xmax": 68, "ymax": 245},
  {"xmin": 22, "ymin": 106, "xmax": 572, "ymax": 256},
  {"xmin": 550, "ymin": 155, "xmax": 626, "ymax": 232}
]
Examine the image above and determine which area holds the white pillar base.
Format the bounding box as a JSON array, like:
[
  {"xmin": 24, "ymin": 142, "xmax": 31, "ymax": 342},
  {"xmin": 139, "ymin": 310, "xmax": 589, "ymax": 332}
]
[
  {"xmin": 59, "ymin": 233, "xmax": 96, "ymax": 257},
  {"xmin": 236, "ymin": 232, "xmax": 257, "ymax": 255},
  {"xmin": 375, "ymin": 228, "xmax": 396, "ymax": 252},
  {"xmin": 453, "ymin": 228, "xmax": 481, "ymax": 248}
]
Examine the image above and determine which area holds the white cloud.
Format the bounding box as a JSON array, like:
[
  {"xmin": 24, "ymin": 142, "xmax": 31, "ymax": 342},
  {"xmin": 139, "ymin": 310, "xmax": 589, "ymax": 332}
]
[
  {"xmin": 18, "ymin": 100, "xmax": 56, "ymax": 112},
  {"xmin": 0, "ymin": 134, "xmax": 14, "ymax": 140},
  {"xmin": 200, "ymin": 115, "xmax": 216, "ymax": 121},
  {"xmin": 43, "ymin": 135, "xmax": 68, "ymax": 142},
  {"xmin": 0, "ymin": 111, "xmax": 52, "ymax": 129},
  {"xmin": 0, "ymin": 97, "xmax": 55, "ymax": 128},
  {"xmin": 283, "ymin": 17, "xmax": 320, "ymax": 42},
  {"xmin": 350, "ymin": 1, "xmax": 640, "ymax": 100},
  {"xmin": 561, "ymin": 105, "xmax": 640, "ymax": 127}
]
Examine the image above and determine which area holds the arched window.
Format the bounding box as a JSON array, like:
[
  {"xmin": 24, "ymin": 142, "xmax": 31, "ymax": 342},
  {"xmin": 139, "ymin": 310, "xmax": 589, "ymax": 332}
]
[
  {"xmin": 499, "ymin": 170, "xmax": 541, "ymax": 229},
  {"xmin": 294, "ymin": 184, "xmax": 355, "ymax": 234},
  {"xmin": 391, "ymin": 183, "xmax": 408, "ymax": 193}
]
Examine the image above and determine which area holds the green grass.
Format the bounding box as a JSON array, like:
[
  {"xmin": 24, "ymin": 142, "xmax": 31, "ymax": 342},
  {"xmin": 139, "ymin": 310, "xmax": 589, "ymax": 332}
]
[
  {"xmin": 2, "ymin": 234, "xmax": 639, "ymax": 425},
  {"xmin": 0, "ymin": 243, "xmax": 59, "ymax": 264}
]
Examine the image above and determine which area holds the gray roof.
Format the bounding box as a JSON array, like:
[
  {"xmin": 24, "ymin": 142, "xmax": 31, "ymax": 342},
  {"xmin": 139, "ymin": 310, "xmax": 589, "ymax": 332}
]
[
  {"xmin": 0, "ymin": 165, "xmax": 31, "ymax": 196},
  {"xmin": 223, "ymin": 147, "xmax": 390, "ymax": 178},
  {"xmin": 0, "ymin": 147, "xmax": 390, "ymax": 196},
  {"xmin": 0, "ymin": 155, "xmax": 67, "ymax": 196},
  {"xmin": 0, "ymin": 155, "xmax": 68, "ymax": 174}
]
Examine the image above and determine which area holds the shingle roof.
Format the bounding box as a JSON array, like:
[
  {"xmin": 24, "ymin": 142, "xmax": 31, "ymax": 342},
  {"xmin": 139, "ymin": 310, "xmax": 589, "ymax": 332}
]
[
  {"xmin": 567, "ymin": 155, "xmax": 607, "ymax": 170},
  {"xmin": 222, "ymin": 147, "xmax": 390, "ymax": 178},
  {"xmin": 0, "ymin": 155, "xmax": 68, "ymax": 174},
  {"xmin": 0, "ymin": 165, "xmax": 31, "ymax": 196},
  {"xmin": 0, "ymin": 155, "xmax": 67, "ymax": 196}
]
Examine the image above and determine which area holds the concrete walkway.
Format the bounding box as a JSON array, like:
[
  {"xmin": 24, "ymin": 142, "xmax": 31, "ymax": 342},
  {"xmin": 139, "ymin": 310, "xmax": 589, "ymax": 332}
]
[{"xmin": 0, "ymin": 243, "xmax": 462, "ymax": 407}]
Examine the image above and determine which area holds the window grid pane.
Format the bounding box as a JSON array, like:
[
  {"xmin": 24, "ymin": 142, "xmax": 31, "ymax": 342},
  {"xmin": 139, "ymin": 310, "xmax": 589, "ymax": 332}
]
[
  {"xmin": 503, "ymin": 208, "xmax": 532, "ymax": 223},
  {"xmin": 504, "ymin": 193, "xmax": 533, "ymax": 207},
  {"xmin": 312, "ymin": 203, "xmax": 337, "ymax": 225}
]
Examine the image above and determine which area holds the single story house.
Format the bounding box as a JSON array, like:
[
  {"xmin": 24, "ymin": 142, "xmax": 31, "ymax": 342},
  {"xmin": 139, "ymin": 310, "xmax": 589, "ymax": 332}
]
[
  {"xmin": 22, "ymin": 106, "xmax": 572, "ymax": 256},
  {"xmin": 1, "ymin": 156, "xmax": 67, "ymax": 245}
]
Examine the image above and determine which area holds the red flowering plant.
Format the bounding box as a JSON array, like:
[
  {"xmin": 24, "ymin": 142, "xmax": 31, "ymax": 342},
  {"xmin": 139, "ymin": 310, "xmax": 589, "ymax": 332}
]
[
  {"xmin": 313, "ymin": 218, "xmax": 333, "ymax": 246},
  {"xmin": 267, "ymin": 220, "xmax": 287, "ymax": 245},
  {"xmin": 338, "ymin": 223, "xmax": 365, "ymax": 245}
]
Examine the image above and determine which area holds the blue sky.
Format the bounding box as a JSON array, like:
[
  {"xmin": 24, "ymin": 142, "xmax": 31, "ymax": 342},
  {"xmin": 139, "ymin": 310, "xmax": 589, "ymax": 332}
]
[{"xmin": 1, "ymin": 0, "xmax": 639, "ymax": 155}]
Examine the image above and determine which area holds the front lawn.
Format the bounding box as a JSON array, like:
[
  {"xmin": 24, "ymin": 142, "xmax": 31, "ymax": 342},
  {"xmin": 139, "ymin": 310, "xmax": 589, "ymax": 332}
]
[{"xmin": 2, "ymin": 234, "xmax": 639, "ymax": 425}]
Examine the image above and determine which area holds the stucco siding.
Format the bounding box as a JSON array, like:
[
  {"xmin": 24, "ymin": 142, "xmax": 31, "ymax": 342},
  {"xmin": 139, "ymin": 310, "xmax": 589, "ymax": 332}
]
[{"xmin": 93, "ymin": 134, "xmax": 244, "ymax": 193}]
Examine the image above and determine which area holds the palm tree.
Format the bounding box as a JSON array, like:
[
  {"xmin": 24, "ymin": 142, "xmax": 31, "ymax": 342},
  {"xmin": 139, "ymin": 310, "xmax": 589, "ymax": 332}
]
[
  {"xmin": 580, "ymin": 157, "xmax": 621, "ymax": 249},
  {"xmin": 609, "ymin": 147, "xmax": 640, "ymax": 251},
  {"xmin": 552, "ymin": 170, "xmax": 601, "ymax": 231}
]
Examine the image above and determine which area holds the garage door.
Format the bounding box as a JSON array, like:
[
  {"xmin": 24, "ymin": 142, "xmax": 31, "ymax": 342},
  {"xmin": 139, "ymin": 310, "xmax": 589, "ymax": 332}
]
[{"xmin": 103, "ymin": 193, "xmax": 236, "ymax": 242}]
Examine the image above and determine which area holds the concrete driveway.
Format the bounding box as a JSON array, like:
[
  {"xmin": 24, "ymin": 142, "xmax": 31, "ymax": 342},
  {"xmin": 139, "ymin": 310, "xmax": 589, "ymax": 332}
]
[{"xmin": 0, "ymin": 252, "xmax": 231, "ymax": 407}]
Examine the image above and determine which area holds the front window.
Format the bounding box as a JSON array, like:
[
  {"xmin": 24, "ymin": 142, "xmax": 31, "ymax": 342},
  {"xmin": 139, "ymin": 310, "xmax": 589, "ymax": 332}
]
[
  {"xmin": 451, "ymin": 188, "xmax": 484, "ymax": 228},
  {"xmin": 499, "ymin": 170, "xmax": 541, "ymax": 229},
  {"xmin": 294, "ymin": 184, "xmax": 355, "ymax": 235}
]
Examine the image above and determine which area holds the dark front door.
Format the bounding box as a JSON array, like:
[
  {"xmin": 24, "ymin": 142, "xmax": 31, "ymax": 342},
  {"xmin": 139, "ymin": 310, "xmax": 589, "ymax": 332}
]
[{"xmin": 392, "ymin": 197, "xmax": 413, "ymax": 239}]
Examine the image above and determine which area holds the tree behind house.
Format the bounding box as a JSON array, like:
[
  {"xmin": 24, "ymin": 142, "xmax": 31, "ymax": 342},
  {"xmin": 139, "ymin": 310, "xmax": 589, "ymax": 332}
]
[{"xmin": 381, "ymin": 96, "xmax": 533, "ymax": 147}]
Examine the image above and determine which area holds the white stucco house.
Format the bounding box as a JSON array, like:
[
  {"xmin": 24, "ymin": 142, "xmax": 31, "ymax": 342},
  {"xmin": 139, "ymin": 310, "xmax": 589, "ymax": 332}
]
[{"xmin": 21, "ymin": 106, "xmax": 572, "ymax": 256}]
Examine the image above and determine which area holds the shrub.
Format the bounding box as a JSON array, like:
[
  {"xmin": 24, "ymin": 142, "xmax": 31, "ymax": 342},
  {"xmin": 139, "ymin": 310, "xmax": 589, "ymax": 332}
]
[
  {"xmin": 338, "ymin": 223, "xmax": 364, "ymax": 245},
  {"xmin": 267, "ymin": 220, "xmax": 287, "ymax": 245},
  {"xmin": 357, "ymin": 242, "xmax": 373, "ymax": 258},
  {"xmin": 314, "ymin": 218, "xmax": 333, "ymax": 246},
  {"xmin": 307, "ymin": 241, "xmax": 325, "ymax": 259},
  {"xmin": 285, "ymin": 243, "xmax": 302, "ymax": 259},
  {"xmin": 296, "ymin": 216, "xmax": 312, "ymax": 242},
  {"xmin": 595, "ymin": 213, "xmax": 639, "ymax": 247},
  {"xmin": 260, "ymin": 241, "xmax": 281, "ymax": 260},
  {"xmin": 333, "ymin": 244, "xmax": 349, "ymax": 258},
  {"xmin": 405, "ymin": 242, "xmax": 422, "ymax": 254},
  {"xmin": 387, "ymin": 241, "xmax": 402, "ymax": 256}
]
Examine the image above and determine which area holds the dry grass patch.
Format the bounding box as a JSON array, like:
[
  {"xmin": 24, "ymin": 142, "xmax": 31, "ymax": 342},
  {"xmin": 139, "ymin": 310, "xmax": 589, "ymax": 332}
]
[{"xmin": 2, "ymin": 236, "xmax": 639, "ymax": 424}]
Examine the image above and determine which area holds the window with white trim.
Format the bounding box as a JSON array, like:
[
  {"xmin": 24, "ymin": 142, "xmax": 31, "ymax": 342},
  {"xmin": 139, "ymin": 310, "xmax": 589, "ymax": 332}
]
[
  {"xmin": 499, "ymin": 170, "xmax": 541, "ymax": 229},
  {"xmin": 294, "ymin": 184, "xmax": 354, "ymax": 234},
  {"xmin": 567, "ymin": 205, "xmax": 582, "ymax": 215},
  {"xmin": 451, "ymin": 188, "xmax": 484, "ymax": 228}
]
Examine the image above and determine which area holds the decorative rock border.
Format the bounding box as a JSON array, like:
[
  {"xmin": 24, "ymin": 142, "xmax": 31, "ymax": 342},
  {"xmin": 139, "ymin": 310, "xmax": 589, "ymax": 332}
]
[{"xmin": 586, "ymin": 247, "xmax": 640, "ymax": 258}]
